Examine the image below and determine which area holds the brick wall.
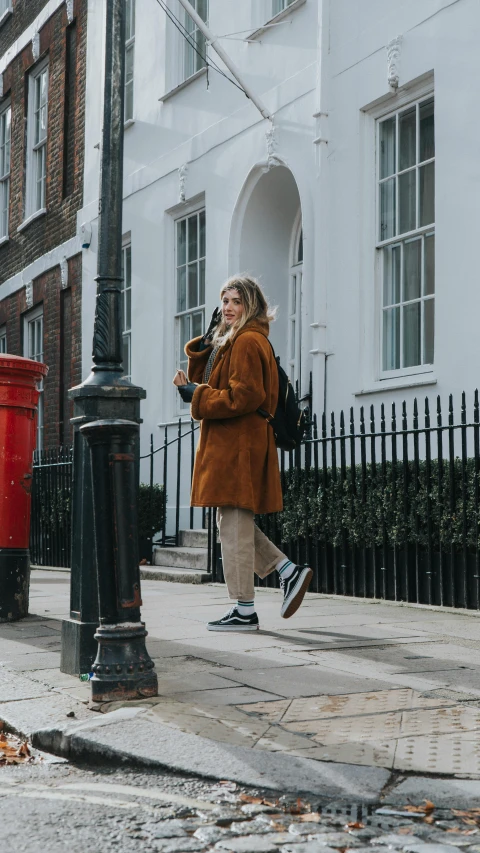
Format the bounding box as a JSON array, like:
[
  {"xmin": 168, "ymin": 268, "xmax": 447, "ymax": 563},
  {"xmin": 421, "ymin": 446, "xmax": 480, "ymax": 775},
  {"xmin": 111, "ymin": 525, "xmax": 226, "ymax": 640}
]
[
  {"xmin": 0, "ymin": 0, "xmax": 87, "ymax": 283},
  {"xmin": 0, "ymin": 0, "xmax": 87, "ymax": 449},
  {"xmin": 0, "ymin": 253, "xmax": 82, "ymax": 448},
  {"xmin": 0, "ymin": 0, "xmax": 48, "ymax": 58}
]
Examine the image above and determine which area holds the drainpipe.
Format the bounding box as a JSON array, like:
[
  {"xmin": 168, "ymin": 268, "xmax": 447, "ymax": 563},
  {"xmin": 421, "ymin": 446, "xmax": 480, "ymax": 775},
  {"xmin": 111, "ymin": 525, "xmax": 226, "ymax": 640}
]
[{"xmin": 176, "ymin": 0, "xmax": 273, "ymax": 122}]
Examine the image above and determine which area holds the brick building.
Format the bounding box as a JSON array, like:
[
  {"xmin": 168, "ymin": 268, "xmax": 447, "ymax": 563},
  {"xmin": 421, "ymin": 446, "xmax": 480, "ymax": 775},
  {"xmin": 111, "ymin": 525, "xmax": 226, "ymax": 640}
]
[{"xmin": 0, "ymin": 0, "xmax": 87, "ymax": 449}]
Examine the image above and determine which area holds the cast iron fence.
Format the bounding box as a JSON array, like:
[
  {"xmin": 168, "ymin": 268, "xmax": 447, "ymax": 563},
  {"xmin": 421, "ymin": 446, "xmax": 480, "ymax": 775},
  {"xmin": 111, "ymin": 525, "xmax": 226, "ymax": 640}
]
[
  {"xmin": 139, "ymin": 421, "xmax": 208, "ymax": 561},
  {"xmin": 30, "ymin": 390, "xmax": 480, "ymax": 610},
  {"xmin": 30, "ymin": 446, "xmax": 73, "ymax": 568},
  {"xmin": 209, "ymin": 391, "xmax": 480, "ymax": 610}
]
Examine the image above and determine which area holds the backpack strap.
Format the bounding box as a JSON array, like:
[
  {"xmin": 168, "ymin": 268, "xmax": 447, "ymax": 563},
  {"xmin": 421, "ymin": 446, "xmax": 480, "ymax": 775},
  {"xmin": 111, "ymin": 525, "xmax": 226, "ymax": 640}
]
[
  {"xmin": 257, "ymin": 407, "xmax": 274, "ymax": 422},
  {"xmin": 257, "ymin": 337, "xmax": 277, "ymax": 422}
]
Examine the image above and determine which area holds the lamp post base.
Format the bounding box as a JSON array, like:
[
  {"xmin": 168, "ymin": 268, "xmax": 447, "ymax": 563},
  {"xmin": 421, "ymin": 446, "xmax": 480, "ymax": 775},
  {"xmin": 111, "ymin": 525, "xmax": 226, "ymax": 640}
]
[
  {"xmin": 61, "ymin": 617, "xmax": 99, "ymax": 675},
  {"xmin": 0, "ymin": 549, "xmax": 30, "ymax": 622},
  {"xmin": 90, "ymin": 622, "xmax": 158, "ymax": 703}
]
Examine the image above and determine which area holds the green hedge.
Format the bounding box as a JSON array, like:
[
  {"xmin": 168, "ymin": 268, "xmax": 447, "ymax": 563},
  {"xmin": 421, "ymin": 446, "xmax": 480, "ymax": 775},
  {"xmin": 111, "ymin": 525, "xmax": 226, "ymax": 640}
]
[
  {"xmin": 276, "ymin": 459, "xmax": 480, "ymax": 550},
  {"xmin": 138, "ymin": 483, "xmax": 165, "ymax": 541}
]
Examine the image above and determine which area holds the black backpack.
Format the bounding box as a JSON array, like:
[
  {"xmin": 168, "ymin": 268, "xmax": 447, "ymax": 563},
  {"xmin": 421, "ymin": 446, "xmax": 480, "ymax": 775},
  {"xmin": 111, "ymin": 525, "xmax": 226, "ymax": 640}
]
[{"xmin": 257, "ymin": 340, "xmax": 307, "ymax": 451}]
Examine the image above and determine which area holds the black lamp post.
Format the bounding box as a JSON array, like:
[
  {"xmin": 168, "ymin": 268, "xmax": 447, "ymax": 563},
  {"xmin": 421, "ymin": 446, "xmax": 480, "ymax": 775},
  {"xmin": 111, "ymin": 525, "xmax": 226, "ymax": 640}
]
[
  {"xmin": 60, "ymin": 0, "xmax": 157, "ymax": 700},
  {"xmin": 80, "ymin": 418, "xmax": 157, "ymax": 701}
]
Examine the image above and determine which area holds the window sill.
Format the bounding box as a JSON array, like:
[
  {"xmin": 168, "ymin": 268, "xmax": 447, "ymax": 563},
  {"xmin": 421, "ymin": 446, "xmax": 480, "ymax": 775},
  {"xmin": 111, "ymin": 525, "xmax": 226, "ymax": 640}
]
[
  {"xmin": 124, "ymin": 118, "xmax": 135, "ymax": 129},
  {"xmin": 17, "ymin": 208, "xmax": 47, "ymax": 233},
  {"xmin": 247, "ymin": 0, "xmax": 307, "ymax": 41},
  {"xmin": 159, "ymin": 67, "xmax": 207, "ymax": 102},
  {"xmin": 0, "ymin": 235, "xmax": 9, "ymax": 248},
  {"xmin": 0, "ymin": 8, "xmax": 12, "ymax": 28},
  {"xmin": 355, "ymin": 371, "xmax": 436, "ymax": 396}
]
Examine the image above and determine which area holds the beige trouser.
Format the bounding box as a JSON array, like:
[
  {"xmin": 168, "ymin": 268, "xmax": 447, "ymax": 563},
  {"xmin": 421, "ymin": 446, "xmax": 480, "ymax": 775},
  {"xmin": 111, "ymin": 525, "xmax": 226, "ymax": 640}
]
[{"xmin": 217, "ymin": 507, "xmax": 287, "ymax": 601}]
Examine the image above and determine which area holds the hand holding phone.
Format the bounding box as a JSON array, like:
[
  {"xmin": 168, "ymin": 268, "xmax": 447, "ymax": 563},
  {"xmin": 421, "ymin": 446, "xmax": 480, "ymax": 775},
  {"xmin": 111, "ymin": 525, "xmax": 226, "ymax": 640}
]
[{"xmin": 204, "ymin": 307, "xmax": 222, "ymax": 341}]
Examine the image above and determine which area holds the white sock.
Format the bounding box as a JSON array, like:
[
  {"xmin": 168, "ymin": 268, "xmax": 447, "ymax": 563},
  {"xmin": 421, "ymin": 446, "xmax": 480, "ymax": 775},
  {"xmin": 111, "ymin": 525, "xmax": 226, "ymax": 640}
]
[
  {"xmin": 237, "ymin": 599, "xmax": 255, "ymax": 615},
  {"xmin": 277, "ymin": 558, "xmax": 295, "ymax": 579}
]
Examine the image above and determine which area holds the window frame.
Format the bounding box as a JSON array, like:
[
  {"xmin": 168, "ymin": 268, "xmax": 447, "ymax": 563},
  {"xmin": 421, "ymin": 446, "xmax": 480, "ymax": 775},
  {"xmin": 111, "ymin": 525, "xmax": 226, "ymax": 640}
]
[
  {"xmin": 25, "ymin": 58, "xmax": 49, "ymax": 221},
  {"xmin": 0, "ymin": 325, "xmax": 6, "ymax": 353},
  {"xmin": 121, "ymin": 238, "xmax": 132, "ymax": 381},
  {"xmin": 124, "ymin": 0, "xmax": 135, "ymax": 123},
  {"xmin": 174, "ymin": 206, "xmax": 206, "ymax": 413},
  {"xmin": 376, "ymin": 93, "xmax": 435, "ymax": 379},
  {"xmin": 23, "ymin": 305, "xmax": 44, "ymax": 450},
  {"xmin": 0, "ymin": 100, "xmax": 11, "ymax": 242},
  {"xmin": 0, "ymin": 1, "xmax": 12, "ymax": 26},
  {"xmin": 182, "ymin": 0, "xmax": 208, "ymax": 84},
  {"xmin": 272, "ymin": 0, "xmax": 297, "ymax": 15}
]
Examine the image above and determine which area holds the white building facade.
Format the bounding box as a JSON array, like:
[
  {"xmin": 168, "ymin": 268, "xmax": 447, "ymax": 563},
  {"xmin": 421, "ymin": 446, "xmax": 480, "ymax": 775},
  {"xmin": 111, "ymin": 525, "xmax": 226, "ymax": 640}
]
[{"xmin": 79, "ymin": 0, "xmax": 478, "ymax": 469}]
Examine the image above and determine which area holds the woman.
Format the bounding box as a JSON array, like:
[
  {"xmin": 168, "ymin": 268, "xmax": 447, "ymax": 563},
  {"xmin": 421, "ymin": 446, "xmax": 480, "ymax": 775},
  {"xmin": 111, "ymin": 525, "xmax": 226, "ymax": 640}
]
[{"xmin": 173, "ymin": 275, "xmax": 312, "ymax": 631}]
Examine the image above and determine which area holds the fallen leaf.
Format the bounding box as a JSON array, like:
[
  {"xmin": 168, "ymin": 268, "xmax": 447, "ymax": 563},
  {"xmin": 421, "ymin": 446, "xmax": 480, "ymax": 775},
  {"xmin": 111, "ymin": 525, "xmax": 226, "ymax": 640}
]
[
  {"xmin": 298, "ymin": 814, "xmax": 322, "ymax": 823},
  {"xmin": 346, "ymin": 822, "xmax": 365, "ymax": 830},
  {"xmin": 238, "ymin": 794, "xmax": 264, "ymax": 805},
  {"xmin": 289, "ymin": 798, "xmax": 309, "ymax": 815},
  {"xmin": 405, "ymin": 800, "xmax": 435, "ymax": 815}
]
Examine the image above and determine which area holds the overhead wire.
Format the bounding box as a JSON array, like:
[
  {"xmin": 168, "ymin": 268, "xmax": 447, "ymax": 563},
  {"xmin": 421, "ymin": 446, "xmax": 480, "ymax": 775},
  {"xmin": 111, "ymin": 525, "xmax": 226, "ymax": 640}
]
[{"xmin": 154, "ymin": 0, "xmax": 250, "ymax": 98}]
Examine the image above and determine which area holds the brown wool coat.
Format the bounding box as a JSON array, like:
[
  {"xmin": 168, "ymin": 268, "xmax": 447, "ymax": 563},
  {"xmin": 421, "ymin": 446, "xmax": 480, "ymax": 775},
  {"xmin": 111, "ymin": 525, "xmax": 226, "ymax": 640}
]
[{"xmin": 186, "ymin": 319, "xmax": 283, "ymax": 515}]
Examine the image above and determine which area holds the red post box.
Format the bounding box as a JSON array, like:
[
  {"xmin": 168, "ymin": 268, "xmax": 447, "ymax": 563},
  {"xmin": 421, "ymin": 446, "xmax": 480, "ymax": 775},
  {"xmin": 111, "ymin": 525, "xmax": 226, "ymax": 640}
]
[{"xmin": 0, "ymin": 354, "xmax": 48, "ymax": 622}]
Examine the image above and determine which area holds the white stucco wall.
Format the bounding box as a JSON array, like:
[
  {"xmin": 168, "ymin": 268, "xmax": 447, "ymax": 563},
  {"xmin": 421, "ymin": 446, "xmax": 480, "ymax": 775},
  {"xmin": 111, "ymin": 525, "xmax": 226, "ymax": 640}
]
[
  {"xmin": 319, "ymin": 0, "xmax": 480, "ymax": 424},
  {"xmin": 79, "ymin": 0, "xmax": 480, "ymax": 472}
]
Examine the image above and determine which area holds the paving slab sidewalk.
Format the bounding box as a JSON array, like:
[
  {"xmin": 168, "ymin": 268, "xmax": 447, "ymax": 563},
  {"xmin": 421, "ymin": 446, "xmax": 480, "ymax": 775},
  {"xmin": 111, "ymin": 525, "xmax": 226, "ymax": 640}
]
[{"xmin": 2, "ymin": 570, "xmax": 480, "ymax": 802}]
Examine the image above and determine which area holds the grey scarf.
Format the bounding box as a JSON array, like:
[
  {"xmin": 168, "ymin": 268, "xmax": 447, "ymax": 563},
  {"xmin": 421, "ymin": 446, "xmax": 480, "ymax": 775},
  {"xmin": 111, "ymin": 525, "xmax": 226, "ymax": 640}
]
[{"xmin": 203, "ymin": 346, "xmax": 220, "ymax": 383}]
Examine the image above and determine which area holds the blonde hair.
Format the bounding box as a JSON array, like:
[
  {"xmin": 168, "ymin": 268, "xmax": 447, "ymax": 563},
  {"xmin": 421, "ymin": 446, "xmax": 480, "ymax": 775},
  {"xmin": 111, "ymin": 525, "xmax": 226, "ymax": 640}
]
[{"xmin": 212, "ymin": 275, "xmax": 276, "ymax": 346}]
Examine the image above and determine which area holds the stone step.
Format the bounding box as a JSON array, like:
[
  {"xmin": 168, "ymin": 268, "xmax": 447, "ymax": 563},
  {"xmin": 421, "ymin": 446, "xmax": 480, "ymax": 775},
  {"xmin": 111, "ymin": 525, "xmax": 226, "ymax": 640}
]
[
  {"xmin": 140, "ymin": 565, "xmax": 211, "ymax": 584},
  {"xmin": 178, "ymin": 528, "xmax": 209, "ymax": 548},
  {"xmin": 153, "ymin": 545, "xmax": 208, "ymax": 570}
]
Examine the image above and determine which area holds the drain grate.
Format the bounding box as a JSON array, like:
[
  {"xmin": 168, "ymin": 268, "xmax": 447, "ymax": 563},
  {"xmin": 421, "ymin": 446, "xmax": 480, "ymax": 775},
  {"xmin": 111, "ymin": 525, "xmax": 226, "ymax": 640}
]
[{"xmin": 317, "ymin": 803, "xmax": 423, "ymax": 831}]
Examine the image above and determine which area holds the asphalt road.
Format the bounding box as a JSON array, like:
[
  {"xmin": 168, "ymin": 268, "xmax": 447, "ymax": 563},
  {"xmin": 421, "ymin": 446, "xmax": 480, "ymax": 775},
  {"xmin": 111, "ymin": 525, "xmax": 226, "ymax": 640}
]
[
  {"xmin": 0, "ymin": 757, "xmax": 307, "ymax": 853},
  {"xmin": 3, "ymin": 754, "xmax": 480, "ymax": 853}
]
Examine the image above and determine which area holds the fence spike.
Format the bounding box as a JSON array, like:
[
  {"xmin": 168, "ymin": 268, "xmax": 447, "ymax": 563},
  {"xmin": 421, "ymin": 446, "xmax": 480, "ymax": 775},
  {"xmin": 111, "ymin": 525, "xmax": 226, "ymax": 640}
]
[
  {"xmin": 461, "ymin": 391, "xmax": 467, "ymax": 424},
  {"xmin": 449, "ymin": 393, "xmax": 454, "ymax": 425},
  {"xmin": 380, "ymin": 402, "xmax": 385, "ymax": 433},
  {"xmin": 370, "ymin": 403, "xmax": 375, "ymax": 434},
  {"xmin": 350, "ymin": 406, "xmax": 355, "ymax": 435},
  {"xmin": 402, "ymin": 400, "xmax": 408, "ymax": 431},
  {"xmin": 391, "ymin": 401, "xmax": 396, "ymax": 431},
  {"xmin": 413, "ymin": 398, "xmax": 418, "ymax": 429},
  {"xmin": 360, "ymin": 406, "xmax": 365, "ymax": 434},
  {"xmin": 331, "ymin": 410, "xmax": 336, "ymax": 437},
  {"xmin": 340, "ymin": 410, "xmax": 345, "ymax": 435},
  {"xmin": 475, "ymin": 390, "xmax": 479, "ymax": 424},
  {"xmin": 425, "ymin": 396, "xmax": 430, "ymax": 429}
]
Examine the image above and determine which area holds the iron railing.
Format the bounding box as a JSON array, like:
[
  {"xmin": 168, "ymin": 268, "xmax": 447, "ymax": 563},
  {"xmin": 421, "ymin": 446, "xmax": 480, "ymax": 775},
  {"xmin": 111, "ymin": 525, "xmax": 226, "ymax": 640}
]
[
  {"xmin": 139, "ymin": 420, "xmax": 210, "ymax": 561},
  {"xmin": 30, "ymin": 390, "xmax": 480, "ymax": 610},
  {"xmin": 30, "ymin": 446, "xmax": 73, "ymax": 568},
  {"xmin": 210, "ymin": 391, "xmax": 480, "ymax": 610}
]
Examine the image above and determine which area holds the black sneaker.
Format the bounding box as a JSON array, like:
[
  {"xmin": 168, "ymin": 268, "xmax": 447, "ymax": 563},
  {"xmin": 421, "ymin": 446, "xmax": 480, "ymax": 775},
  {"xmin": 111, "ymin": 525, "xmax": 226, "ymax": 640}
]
[
  {"xmin": 280, "ymin": 565, "xmax": 313, "ymax": 618},
  {"xmin": 207, "ymin": 606, "xmax": 259, "ymax": 632}
]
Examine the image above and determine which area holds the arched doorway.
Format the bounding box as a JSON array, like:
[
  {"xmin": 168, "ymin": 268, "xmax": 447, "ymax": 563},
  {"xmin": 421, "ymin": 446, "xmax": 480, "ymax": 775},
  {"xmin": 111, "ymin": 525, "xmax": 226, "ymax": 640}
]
[{"xmin": 231, "ymin": 165, "xmax": 304, "ymax": 391}]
